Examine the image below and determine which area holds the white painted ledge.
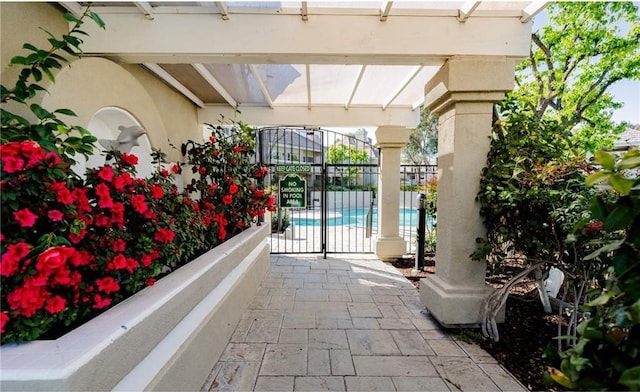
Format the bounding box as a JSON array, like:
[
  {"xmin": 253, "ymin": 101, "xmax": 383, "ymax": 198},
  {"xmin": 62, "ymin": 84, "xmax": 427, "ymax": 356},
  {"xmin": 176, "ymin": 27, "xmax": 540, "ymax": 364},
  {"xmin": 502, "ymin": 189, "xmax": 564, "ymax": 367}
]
[{"xmin": 0, "ymin": 224, "xmax": 270, "ymax": 391}]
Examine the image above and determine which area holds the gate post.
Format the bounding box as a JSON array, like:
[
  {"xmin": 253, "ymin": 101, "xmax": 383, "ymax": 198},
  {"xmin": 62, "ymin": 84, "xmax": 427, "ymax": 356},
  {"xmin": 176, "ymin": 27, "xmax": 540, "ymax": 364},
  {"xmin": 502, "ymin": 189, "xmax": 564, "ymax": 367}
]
[{"xmin": 374, "ymin": 126, "xmax": 411, "ymax": 260}]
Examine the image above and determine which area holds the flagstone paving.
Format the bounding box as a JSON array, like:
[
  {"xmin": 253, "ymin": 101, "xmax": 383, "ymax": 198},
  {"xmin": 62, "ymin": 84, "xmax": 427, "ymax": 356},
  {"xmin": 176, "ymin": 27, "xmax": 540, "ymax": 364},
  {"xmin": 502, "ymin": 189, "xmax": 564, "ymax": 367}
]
[{"xmin": 202, "ymin": 254, "xmax": 527, "ymax": 391}]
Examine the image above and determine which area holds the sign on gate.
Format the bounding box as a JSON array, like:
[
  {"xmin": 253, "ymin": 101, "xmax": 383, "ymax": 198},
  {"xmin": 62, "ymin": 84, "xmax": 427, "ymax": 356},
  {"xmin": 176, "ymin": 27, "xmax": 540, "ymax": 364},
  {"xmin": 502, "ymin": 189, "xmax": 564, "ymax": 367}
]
[
  {"xmin": 275, "ymin": 164, "xmax": 312, "ymax": 174},
  {"xmin": 279, "ymin": 174, "xmax": 306, "ymax": 208}
]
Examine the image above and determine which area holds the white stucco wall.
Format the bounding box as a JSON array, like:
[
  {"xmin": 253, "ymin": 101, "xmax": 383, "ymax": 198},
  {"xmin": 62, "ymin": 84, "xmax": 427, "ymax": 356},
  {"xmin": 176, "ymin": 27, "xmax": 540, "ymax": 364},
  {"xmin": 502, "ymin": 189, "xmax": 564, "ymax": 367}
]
[{"xmin": 1, "ymin": 2, "xmax": 200, "ymax": 162}]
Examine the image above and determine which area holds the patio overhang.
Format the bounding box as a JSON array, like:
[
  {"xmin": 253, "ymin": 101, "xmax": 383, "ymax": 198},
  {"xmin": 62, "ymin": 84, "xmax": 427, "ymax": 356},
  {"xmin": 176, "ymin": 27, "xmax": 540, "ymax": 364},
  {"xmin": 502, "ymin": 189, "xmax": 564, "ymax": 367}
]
[{"xmin": 73, "ymin": 1, "xmax": 543, "ymax": 127}]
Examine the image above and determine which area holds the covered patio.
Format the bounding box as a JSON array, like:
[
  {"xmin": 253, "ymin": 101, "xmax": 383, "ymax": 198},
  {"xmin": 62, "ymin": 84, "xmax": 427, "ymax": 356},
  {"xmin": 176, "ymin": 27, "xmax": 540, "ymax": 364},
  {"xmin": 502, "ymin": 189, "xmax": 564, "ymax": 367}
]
[
  {"xmin": 0, "ymin": 1, "xmax": 546, "ymax": 390},
  {"xmin": 70, "ymin": 0, "xmax": 543, "ymax": 326}
]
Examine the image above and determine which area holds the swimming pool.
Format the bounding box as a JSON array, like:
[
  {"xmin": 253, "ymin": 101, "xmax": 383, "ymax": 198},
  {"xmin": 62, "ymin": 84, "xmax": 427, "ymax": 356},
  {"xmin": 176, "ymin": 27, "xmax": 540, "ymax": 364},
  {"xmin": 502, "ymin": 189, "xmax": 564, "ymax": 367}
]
[{"xmin": 290, "ymin": 208, "xmax": 434, "ymax": 227}]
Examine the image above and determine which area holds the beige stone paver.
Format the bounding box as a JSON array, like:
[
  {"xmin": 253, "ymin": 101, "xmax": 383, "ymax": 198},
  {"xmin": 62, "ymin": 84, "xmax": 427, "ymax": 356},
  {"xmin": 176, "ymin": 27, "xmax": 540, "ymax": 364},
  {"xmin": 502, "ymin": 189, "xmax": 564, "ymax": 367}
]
[{"xmin": 203, "ymin": 254, "xmax": 526, "ymax": 391}]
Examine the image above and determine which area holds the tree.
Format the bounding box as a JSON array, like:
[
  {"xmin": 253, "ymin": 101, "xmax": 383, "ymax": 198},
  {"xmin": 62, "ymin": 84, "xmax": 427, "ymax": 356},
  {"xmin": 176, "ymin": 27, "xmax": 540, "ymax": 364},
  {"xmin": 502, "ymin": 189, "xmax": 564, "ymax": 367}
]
[
  {"xmin": 402, "ymin": 108, "xmax": 438, "ymax": 165},
  {"xmin": 511, "ymin": 2, "xmax": 640, "ymax": 152},
  {"xmin": 326, "ymin": 142, "xmax": 370, "ymax": 188}
]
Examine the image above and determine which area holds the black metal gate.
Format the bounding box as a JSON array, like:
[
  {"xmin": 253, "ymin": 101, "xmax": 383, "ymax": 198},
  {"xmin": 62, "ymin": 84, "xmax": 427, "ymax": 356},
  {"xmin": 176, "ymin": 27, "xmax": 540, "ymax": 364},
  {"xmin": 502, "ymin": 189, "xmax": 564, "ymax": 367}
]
[{"xmin": 257, "ymin": 127, "xmax": 379, "ymax": 256}]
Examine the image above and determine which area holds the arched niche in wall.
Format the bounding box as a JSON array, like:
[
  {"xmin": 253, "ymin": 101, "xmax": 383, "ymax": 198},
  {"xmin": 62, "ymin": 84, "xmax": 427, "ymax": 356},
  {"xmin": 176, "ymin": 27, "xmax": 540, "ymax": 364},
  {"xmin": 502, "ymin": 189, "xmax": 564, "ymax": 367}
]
[{"xmin": 73, "ymin": 107, "xmax": 154, "ymax": 179}]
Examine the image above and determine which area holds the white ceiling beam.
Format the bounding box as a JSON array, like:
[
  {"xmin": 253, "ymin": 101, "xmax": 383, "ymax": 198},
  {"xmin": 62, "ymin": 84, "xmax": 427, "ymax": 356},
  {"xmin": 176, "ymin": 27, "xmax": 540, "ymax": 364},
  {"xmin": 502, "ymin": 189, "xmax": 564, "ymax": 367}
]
[
  {"xmin": 215, "ymin": 2, "xmax": 229, "ymax": 20},
  {"xmin": 457, "ymin": 1, "xmax": 481, "ymax": 22},
  {"xmin": 301, "ymin": 2, "xmax": 308, "ymax": 21},
  {"xmin": 521, "ymin": 1, "xmax": 548, "ymax": 23},
  {"xmin": 143, "ymin": 63, "xmax": 204, "ymax": 108},
  {"xmin": 193, "ymin": 64, "xmax": 237, "ymax": 107},
  {"xmin": 382, "ymin": 66, "xmax": 423, "ymax": 110},
  {"xmin": 248, "ymin": 65, "xmax": 274, "ymax": 108},
  {"xmin": 200, "ymin": 105, "xmax": 420, "ymax": 127},
  {"xmin": 345, "ymin": 65, "xmax": 367, "ymax": 110},
  {"xmin": 134, "ymin": 2, "xmax": 154, "ymax": 20},
  {"xmin": 305, "ymin": 64, "xmax": 312, "ymax": 110},
  {"xmin": 80, "ymin": 13, "xmax": 532, "ymax": 64},
  {"xmin": 58, "ymin": 2, "xmax": 83, "ymax": 17},
  {"xmin": 380, "ymin": 2, "xmax": 393, "ymax": 22}
]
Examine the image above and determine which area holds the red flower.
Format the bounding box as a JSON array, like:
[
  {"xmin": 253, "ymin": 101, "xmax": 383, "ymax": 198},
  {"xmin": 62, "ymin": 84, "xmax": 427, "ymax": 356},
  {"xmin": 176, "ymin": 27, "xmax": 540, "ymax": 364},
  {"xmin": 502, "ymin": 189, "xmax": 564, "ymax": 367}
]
[
  {"xmin": 160, "ymin": 169, "xmax": 170, "ymax": 178},
  {"xmin": 13, "ymin": 208, "xmax": 38, "ymax": 227},
  {"xmin": 92, "ymin": 294, "xmax": 111, "ymax": 310},
  {"xmin": 7, "ymin": 286, "xmax": 47, "ymax": 317},
  {"xmin": 209, "ymin": 136, "xmax": 216, "ymax": 143},
  {"xmin": 121, "ymin": 153, "xmax": 139, "ymax": 166},
  {"xmin": 171, "ymin": 164, "xmax": 181, "ymax": 174},
  {"xmin": 0, "ymin": 312, "xmax": 8, "ymax": 333},
  {"xmin": 254, "ymin": 189, "xmax": 265, "ymax": 198},
  {"xmin": 585, "ymin": 221, "xmax": 604, "ymax": 233},
  {"xmin": 233, "ymin": 146, "xmax": 242, "ymax": 153},
  {"xmin": 229, "ymin": 184, "xmax": 239, "ymax": 194},
  {"xmin": 45, "ymin": 296, "xmax": 66, "ymax": 314},
  {"xmin": 253, "ymin": 166, "xmax": 268, "ymax": 178},
  {"xmin": 113, "ymin": 172, "xmax": 133, "ymax": 192},
  {"xmin": 146, "ymin": 278, "xmax": 156, "ymax": 286},
  {"xmin": 108, "ymin": 254, "xmax": 128, "ymax": 270},
  {"xmin": 96, "ymin": 277, "xmax": 120, "ymax": 294},
  {"xmin": 95, "ymin": 183, "xmax": 114, "ymax": 209},
  {"xmin": 150, "ymin": 185, "xmax": 164, "ymax": 199},
  {"xmin": 112, "ymin": 238, "xmax": 126, "ymax": 252},
  {"xmin": 1, "ymin": 242, "xmax": 30, "ymax": 277},
  {"xmin": 36, "ymin": 246, "xmax": 75, "ymax": 274},
  {"xmin": 126, "ymin": 258, "xmax": 139, "ymax": 273},
  {"xmin": 223, "ymin": 194, "xmax": 233, "ymax": 205},
  {"xmin": 69, "ymin": 250, "xmax": 93, "ymax": 267},
  {"xmin": 131, "ymin": 194, "xmax": 149, "ymax": 214},
  {"xmin": 1, "ymin": 155, "xmax": 25, "ymax": 173},
  {"xmin": 45, "ymin": 151, "xmax": 64, "ymax": 168},
  {"xmin": 154, "ymin": 228, "xmax": 176, "ymax": 243},
  {"xmin": 97, "ymin": 166, "xmax": 114, "ymax": 182},
  {"xmin": 199, "ymin": 166, "xmax": 207, "ymax": 175},
  {"xmin": 50, "ymin": 181, "xmax": 74, "ymax": 205},
  {"xmin": 266, "ymin": 194, "xmax": 276, "ymax": 207},
  {"xmin": 48, "ymin": 210, "xmax": 64, "ymax": 222}
]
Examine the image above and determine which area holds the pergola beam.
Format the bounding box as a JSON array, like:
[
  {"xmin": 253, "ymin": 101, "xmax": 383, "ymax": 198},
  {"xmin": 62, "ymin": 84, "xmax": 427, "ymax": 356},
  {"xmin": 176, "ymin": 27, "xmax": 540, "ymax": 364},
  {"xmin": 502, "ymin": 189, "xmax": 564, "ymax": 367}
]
[
  {"xmin": 80, "ymin": 13, "xmax": 532, "ymax": 64},
  {"xmin": 457, "ymin": 1, "xmax": 481, "ymax": 22},
  {"xmin": 382, "ymin": 66, "xmax": 423, "ymax": 110},
  {"xmin": 521, "ymin": 1, "xmax": 548, "ymax": 23},
  {"xmin": 134, "ymin": 2, "xmax": 154, "ymax": 20},
  {"xmin": 215, "ymin": 2, "xmax": 229, "ymax": 20},
  {"xmin": 143, "ymin": 63, "xmax": 204, "ymax": 108},
  {"xmin": 58, "ymin": 1, "xmax": 83, "ymax": 17},
  {"xmin": 380, "ymin": 2, "xmax": 393, "ymax": 21},
  {"xmin": 305, "ymin": 64, "xmax": 312, "ymax": 110},
  {"xmin": 345, "ymin": 65, "xmax": 366, "ymax": 110},
  {"xmin": 248, "ymin": 65, "xmax": 274, "ymax": 108},
  {"xmin": 301, "ymin": 2, "xmax": 308, "ymax": 21},
  {"xmin": 193, "ymin": 64, "xmax": 237, "ymax": 108}
]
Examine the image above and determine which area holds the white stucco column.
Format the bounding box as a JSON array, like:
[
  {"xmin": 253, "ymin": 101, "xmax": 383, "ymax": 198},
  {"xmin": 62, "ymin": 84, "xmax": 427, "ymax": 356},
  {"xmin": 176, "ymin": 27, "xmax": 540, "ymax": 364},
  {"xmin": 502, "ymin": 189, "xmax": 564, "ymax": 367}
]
[
  {"xmin": 374, "ymin": 126, "xmax": 412, "ymax": 260},
  {"xmin": 419, "ymin": 56, "xmax": 517, "ymax": 326}
]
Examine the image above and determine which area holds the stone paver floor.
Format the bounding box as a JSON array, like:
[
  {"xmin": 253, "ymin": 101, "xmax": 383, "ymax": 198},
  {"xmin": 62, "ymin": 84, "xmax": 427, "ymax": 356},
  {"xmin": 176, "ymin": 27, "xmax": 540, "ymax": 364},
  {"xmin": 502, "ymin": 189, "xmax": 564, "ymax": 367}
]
[{"xmin": 202, "ymin": 254, "xmax": 526, "ymax": 392}]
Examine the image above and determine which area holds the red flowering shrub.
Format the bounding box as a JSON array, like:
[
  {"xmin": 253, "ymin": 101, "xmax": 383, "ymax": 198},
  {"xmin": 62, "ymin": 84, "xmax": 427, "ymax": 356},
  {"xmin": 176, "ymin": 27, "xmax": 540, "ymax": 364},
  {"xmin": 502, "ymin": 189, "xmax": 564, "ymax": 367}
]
[
  {"xmin": 182, "ymin": 121, "xmax": 275, "ymax": 243},
  {"xmin": 0, "ymin": 9, "xmax": 272, "ymax": 344},
  {"xmin": 1, "ymin": 141, "xmax": 272, "ymax": 344}
]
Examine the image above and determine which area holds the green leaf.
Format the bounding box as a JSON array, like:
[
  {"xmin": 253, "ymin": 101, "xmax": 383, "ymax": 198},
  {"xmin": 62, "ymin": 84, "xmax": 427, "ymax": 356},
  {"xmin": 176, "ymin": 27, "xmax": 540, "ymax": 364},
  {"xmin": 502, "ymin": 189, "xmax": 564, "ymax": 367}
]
[
  {"xmin": 29, "ymin": 103, "xmax": 51, "ymax": 120},
  {"xmin": 586, "ymin": 171, "xmax": 611, "ymax": 187},
  {"xmin": 604, "ymin": 204, "xmax": 633, "ymax": 231},
  {"xmin": 53, "ymin": 108, "xmax": 76, "ymax": 116},
  {"xmin": 595, "ymin": 150, "xmax": 616, "ymax": 171},
  {"xmin": 10, "ymin": 56, "xmax": 28, "ymax": 65},
  {"xmin": 590, "ymin": 196, "xmax": 608, "ymax": 221},
  {"xmin": 587, "ymin": 291, "xmax": 614, "ymax": 306},
  {"xmin": 619, "ymin": 367, "xmax": 640, "ymax": 390},
  {"xmin": 22, "ymin": 43, "xmax": 38, "ymax": 52},
  {"xmin": 584, "ymin": 238, "xmax": 625, "ymax": 260},
  {"xmin": 619, "ymin": 150, "xmax": 640, "ymax": 170},
  {"xmin": 63, "ymin": 13, "xmax": 81, "ymax": 23},
  {"xmin": 609, "ymin": 174, "xmax": 635, "ymax": 195}
]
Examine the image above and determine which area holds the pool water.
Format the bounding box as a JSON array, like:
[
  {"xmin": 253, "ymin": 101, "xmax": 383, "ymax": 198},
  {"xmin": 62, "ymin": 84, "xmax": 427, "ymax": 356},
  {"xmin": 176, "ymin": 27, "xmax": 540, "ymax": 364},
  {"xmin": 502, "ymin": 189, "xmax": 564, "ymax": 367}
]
[{"xmin": 291, "ymin": 208, "xmax": 434, "ymax": 227}]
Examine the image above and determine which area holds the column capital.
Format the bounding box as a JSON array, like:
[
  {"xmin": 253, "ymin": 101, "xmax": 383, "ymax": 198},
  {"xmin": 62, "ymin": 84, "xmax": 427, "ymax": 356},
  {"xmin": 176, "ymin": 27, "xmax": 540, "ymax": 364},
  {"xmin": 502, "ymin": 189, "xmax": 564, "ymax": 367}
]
[
  {"xmin": 375, "ymin": 126, "xmax": 412, "ymax": 148},
  {"xmin": 424, "ymin": 56, "xmax": 517, "ymax": 114}
]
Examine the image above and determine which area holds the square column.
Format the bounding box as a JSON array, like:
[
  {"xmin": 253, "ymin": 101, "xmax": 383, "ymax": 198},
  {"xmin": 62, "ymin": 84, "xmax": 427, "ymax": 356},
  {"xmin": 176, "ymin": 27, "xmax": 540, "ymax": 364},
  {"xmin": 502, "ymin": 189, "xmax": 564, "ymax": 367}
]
[
  {"xmin": 374, "ymin": 126, "xmax": 411, "ymax": 260},
  {"xmin": 419, "ymin": 57, "xmax": 518, "ymax": 326}
]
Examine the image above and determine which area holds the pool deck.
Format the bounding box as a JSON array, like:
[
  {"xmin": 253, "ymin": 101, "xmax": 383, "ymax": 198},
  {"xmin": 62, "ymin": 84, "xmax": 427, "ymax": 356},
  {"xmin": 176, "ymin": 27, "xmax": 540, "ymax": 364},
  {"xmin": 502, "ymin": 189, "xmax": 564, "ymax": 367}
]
[{"xmin": 201, "ymin": 254, "xmax": 526, "ymax": 391}]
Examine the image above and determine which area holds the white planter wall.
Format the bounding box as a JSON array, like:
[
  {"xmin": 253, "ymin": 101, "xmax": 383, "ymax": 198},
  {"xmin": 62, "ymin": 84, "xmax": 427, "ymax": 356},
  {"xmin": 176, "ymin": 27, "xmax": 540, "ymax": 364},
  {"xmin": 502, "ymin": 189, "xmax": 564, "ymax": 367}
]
[{"xmin": 0, "ymin": 224, "xmax": 270, "ymax": 392}]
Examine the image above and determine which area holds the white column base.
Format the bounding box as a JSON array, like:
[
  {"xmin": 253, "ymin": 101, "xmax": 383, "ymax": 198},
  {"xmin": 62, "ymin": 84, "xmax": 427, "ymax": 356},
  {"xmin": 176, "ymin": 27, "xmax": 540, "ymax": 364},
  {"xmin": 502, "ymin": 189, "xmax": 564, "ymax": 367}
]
[
  {"xmin": 374, "ymin": 236, "xmax": 407, "ymax": 261},
  {"xmin": 420, "ymin": 275, "xmax": 505, "ymax": 327}
]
